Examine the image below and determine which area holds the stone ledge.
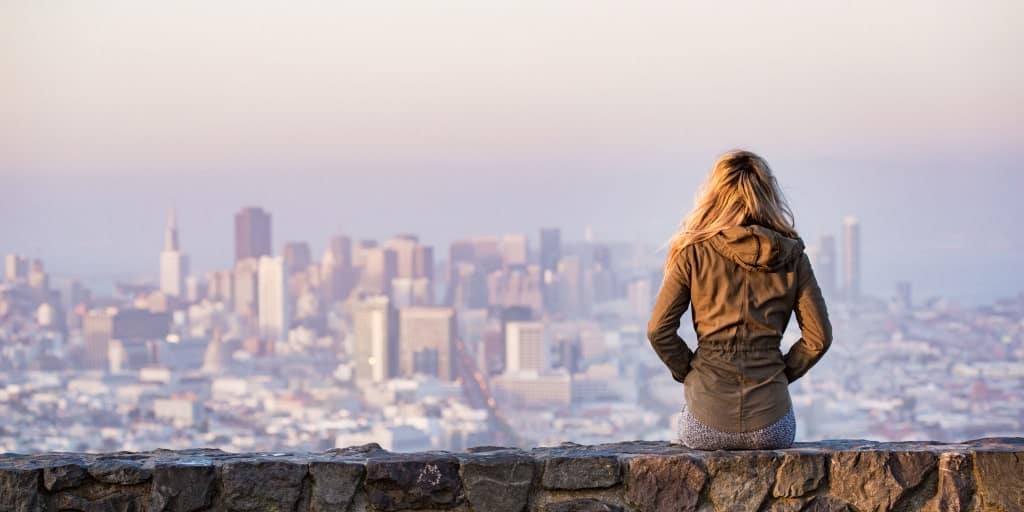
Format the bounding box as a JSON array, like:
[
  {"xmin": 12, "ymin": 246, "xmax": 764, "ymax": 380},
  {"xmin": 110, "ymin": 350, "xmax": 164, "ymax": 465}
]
[{"xmin": 0, "ymin": 438, "xmax": 1021, "ymax": 512}]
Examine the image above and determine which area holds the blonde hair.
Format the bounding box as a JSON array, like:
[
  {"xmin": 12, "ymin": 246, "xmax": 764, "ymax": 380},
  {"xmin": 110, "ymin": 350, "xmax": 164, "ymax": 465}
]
[{"xmin": 662, "ymin": 149, "xmax": 798, "ymax": 272}]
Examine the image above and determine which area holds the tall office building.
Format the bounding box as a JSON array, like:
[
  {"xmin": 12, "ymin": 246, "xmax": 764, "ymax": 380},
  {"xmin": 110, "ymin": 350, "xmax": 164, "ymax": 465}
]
[
  {"xmin": 816, "ymin": 235, "xmax": 837, "ymax": 298},
  {"xmin": 351, "ymin": 296, "xmax": 398, "ymax": 383},
  {"xmin": 505, "ymin": 321, "xmax": 547, "ymax": 373},
  {"xmin": 82, "ymin": 308, "xmax": 169, "ymax": 371},
  {"xmin": 398, "ymin": 307, "xmax": 457, "ymax": 381},
  {"xmin": 257, "ymin": 255, "xmax": 289, "ymax": 343},
  {"xmin": 385, "ymin": 235, "xmax": 420, "ymax": 278},
  {"xmin": 233, "ymin": 259, "xmax": 260, "ymax": 317},
  {"xmin": 540, "ymin": 228, "xmax": 562, "ymax": 312},
  {"xmin": 159, "ymin": 209, "xmax": 190, "ymax": 298},
  {"xmin": 360, "ymin": 247, "xmax": 398, "ymax": 295},
  {"xmin": 4, "ymin": 254, "xmax": 28, "ymax": 282},
  {"xmin": 322, "ymin": 235, "xmax": 356, "ymax": 303},
  {"xmin": 501, "ymin": 234, "xmax": 529, "ymax": 267},
  {"xmin": 352, "ymin": 239, "xmax": 379, "ymax": 268},
  {"xmin": 282, "ymin": 241, "xmax": 312, "ymax": 275},
  {"xmin": 842, "ymin": 216, "xmax": 861, "ymax": 300},
  {"xmin": 234, "ymin": 207, "xmax": 272, "ymax": 263}
]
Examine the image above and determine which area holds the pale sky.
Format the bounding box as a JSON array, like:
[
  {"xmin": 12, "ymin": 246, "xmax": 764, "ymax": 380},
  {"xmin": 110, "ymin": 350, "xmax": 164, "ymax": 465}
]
[{"xmin": 2, "ymin": 1, "xmax": 1022, "ymax": 303}]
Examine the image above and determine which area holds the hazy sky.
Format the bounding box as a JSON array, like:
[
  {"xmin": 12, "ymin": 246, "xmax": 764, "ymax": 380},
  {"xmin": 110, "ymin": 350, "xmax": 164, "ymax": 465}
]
[{"xmin": 2, "ymin": 1, "xmax": 1022, "ymax": 303}]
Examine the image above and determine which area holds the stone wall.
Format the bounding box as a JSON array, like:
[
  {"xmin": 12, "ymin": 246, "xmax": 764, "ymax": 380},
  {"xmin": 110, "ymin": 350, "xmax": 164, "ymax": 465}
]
[{"xmin": 1, "ymin": 438, "xmax": 1021, "ymax": 512}]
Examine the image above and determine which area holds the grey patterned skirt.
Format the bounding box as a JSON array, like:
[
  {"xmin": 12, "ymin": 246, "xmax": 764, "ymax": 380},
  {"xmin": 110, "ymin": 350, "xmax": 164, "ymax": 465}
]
[{"xmin": 676, "ymin": 401, "xmax": 796, "ymax": 450}]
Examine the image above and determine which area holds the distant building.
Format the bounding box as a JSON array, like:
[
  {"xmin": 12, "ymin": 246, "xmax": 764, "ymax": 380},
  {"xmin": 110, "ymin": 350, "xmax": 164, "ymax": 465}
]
[
  {"xmin": 233, "ymin": 259, "xmax": 260, "ymax": 317},
  {"xmin": 234, "ymin": 207, "xmax": 272, "ymax": 263},
  {"xmin": 360, "ymin": 247, "xmax": 398, "ymax": 295},
  {"xmin": 4, "ymin": 254, "xmax": 28, "ymax": 282},
  {"xmin": 257, "ymin": 256, "xmax": 289, "ymax": 343},
  {"xmin": 398, "ymin": 307, "xmax": 457, "ymax": 381},
  {"xmin": 282, "ymin": 241, "xmax": 312, "ymax": 275},
  {"xmin": 352, "ymin": 295, "xmax": 398, "ymax": 383},
  {"xmin": 82, "ymin": 308, "xmax": 169, "ymax": 371},
  {"xmin": 505, "ymin": 321, "xmax": 547, "ymax": 373},
  {"xmin": 540, "ymin": 228, "xmax": 561, "ymax": 311},
  {"xmin": 159, "ymin": 209, "xmax": 190, "ymax": 298},
  {"xmin": 501, "ymin": 233, "xmax": 529, "ymax": 267},
  {"xmin": 842, "ymin": 216, "xmax": 861, "ymax": 300}
]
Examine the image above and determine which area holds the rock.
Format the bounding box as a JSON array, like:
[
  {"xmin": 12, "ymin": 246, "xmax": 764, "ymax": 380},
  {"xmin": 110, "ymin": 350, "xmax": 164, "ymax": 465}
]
[
  {"xmin": 773, "ymin": 451, "xmax": 826, "ymax": 498},
  {"xmin": 802, "ymin": 496, "xmax": 853, "ymax": 512},
  {"xmin": 308, "ymin": 460, "xmax": 365, "ymax": 512},
  {"xmin": 365, "ymin": 452, "xmax": 462, "ymax": 510},
  {"xmin": 43, "ymin": 462, "xmax": 88, "ymax": 491},
  {"xmin": 460, "ymin": 450, "xmax": 536, "ymax": 512},
  {"xmin": 54, "ymin": 492, "xmax": 146, "ymax": 512},
  {"xmin": 543, "ymin": 498, "xmax": 624, "ymax": 512},
  {"xmin": 0, "ymin": 467, "xmax": 41, "ymax": 512},
  {"xmin": 761, "ymin": 498, "xmax": 807, "ymax": 512},
  {"xmin": 323, "ymin": 443, "xmax": 387, "ymax": 458},
  {"xmin": 151, "ymin": 461, "xmax": 216, "ymax": 512},
  {"xmin": 828, "ymin": 450, "xmax": 937, "ymax": 512},
  {"xmin": 219, "ymin": 458, "xmax": 308, "ymax": 511},
  {"xmin": 704, "ymin": 452, "xmax": 779, "ymax": 512},
  {"xmin": 88, "ymin": 459, "xmax": 153, "ymax": 485},
  {"xmin": 925, "ymin": 452, "xmax": 973, "ymax": 512},
  {"xmin": 973, "ymin": 450, "xmax": 1024, "ymax": 512},
  {"xmin": 539, "ymin": 450, "xmax": 621, "ymax": 490},
  {"xmin": 625, "ymin": 454, "xmax": 706, "ymax": 512}
]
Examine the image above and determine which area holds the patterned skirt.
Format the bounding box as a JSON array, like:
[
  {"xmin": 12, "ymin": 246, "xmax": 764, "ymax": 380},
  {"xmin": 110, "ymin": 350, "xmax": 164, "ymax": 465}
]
[{"xmin": 676, "ymin": 401, "xmax": 796, "ymax": 450}]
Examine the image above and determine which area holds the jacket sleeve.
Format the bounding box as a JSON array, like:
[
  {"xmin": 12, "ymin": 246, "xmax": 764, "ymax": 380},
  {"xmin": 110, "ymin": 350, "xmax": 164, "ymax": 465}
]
[
  {"xmin": 784, "ymin": 253, "xmax": 833, "ymax": 383},
  {"xmin": 647, "ymin": 249, "xmax": 694, "ymax": 383}
]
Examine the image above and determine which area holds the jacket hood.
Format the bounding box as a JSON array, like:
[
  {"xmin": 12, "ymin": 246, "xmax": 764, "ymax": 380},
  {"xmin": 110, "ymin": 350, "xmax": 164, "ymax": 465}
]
[{"xmin": 709, "ymin": 224, "xmax": 805, "ymax": 272}]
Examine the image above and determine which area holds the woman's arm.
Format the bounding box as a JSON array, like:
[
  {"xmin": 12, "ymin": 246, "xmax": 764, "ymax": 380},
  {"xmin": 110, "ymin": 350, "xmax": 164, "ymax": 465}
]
[
  {"xmin": 646, "ymin": 251, "xmax": 694, "ymax": 383},
  {"xmin": 784, "ymin": 253, "xmax": 833, "ymax": 383}
]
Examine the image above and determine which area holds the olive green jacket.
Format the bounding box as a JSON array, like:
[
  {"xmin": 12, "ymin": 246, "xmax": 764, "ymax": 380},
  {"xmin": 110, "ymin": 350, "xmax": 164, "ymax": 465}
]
[{"xmin": 647, "ymin": 224, "xmax": 832, "ymax": 433}]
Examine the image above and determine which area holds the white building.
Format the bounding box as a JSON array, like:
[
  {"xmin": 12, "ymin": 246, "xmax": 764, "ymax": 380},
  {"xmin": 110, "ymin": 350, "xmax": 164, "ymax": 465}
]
[
  {"xmin": 159, "ymin": 209, "xmax": 190, "ymax": 298},
  {"xmin": 506, "ymin": 321, "xmax": 547, "ymax": 373},
  {"xmin": 258, "ymin": 255, "xmax": 289, "ymax": 343}
]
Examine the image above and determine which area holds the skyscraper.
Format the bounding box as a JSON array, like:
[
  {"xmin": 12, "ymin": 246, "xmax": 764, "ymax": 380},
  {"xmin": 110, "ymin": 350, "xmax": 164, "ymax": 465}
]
[
  {"xmin": 234, "ymin": 207, "xmax": 272, "ymax": 263},
  {"xmin": 159, "ymin": 209, "xmax": 190, "ymax": 298},
  {"xmin": 398, "ymin": 307, "xmax": 457, "ymax": 381},
  {"xmin": 257, "ymin": 255, "xmax": 289, "ymax": 343},
  {"xmin": 842, "ymin": 216, "xmax": 861, "ymax": 300},
  {"xmin": 351, "ymin": 295, "xmax": 398, "ymax": 383},
  {"xmin": 505, "ymin": 321, "xmax": 547, "ymax": 373},
  {"xmin": 540, "ymin": 228, "xmax": 561, "ymax": 311},
  {"xmin": 501, "ymin": 233, "xmax": 529, "ymax": 267},
  {"xmin": 282, "ymin": 241, "xmax": 312, "ymax": 275}
]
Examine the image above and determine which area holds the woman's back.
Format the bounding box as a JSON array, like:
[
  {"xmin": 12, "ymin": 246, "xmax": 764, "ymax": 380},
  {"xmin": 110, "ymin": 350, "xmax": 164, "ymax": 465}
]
[{"xmin": 647, "ymin": 150, "xmax": 832, "ymax": 448}]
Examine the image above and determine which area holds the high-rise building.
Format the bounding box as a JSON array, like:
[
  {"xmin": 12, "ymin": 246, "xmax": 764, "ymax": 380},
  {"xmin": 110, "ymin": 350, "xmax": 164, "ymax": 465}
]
[
  {"xmin": 351, "ymin": 295, "xmax": 398, "ymax": 383},
  {"xmin": 282, "ymin": 241, "xmax": 312, "ymax": 275},
  {"xmin": 360, "ymin": 247, "xmax": 398, "ymax": 295},
  {"xmin": 4, "ymin": 254, "xmax": 28, "ymax": 282},
  {"xmin": 842, "ymin": 216, "xmax": 861, "ymax": 300},
  {"xmin": 505, "ymin": 321, "xmax": 547, "ymax": 373},
  {"xmin": 413, "ymin": 245, "xmax": 434, "ymax": 280},
  {"xmin": 540, "ymin": 228, "xmax": 561, "ymax": 312},
  {"xmin": 321, "ymin": 235, "xmax": 355, "ymax": 303},
  {"xmin": 257, "ymin": 256, "xmax": 289, "ymax": 343},
  {"xmin": 539, "ymin": 228, "xmax": 561, "ymax": 275},
  {"xmin": 352, "ymin": 239, "xmax": 379, "ymax": 268},
  {"xmin": 233, "ymin": 259, "xmax": 260, "ymax": 317},
  {"xmin": 501, "ymin": 234, "xmax": 529, "ymax": 267},
  {"xmin": 159, "ymin": 209, "xmax": 190, "ymax": 298},
  {"xmin": 234, "ymin": 207, "xmax": 272, "ymax": 263},
  {"xmin": 82, "ymin": 308, "xmax": 169, "ymax": 371},
  {"xmin": 398, "ymin": 307, "xmax": 457, "ymax": 381}
]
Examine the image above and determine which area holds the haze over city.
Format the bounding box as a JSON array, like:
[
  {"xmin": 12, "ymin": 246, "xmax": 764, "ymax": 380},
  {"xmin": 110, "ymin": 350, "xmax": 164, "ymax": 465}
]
[{"xmin": 1, "ymin": 2, "xmax": 1022, "ymax": 454}]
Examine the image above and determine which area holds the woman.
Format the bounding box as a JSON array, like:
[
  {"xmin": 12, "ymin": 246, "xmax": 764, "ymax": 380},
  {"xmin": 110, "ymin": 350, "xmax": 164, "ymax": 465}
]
[{"xmin": 647, "ymin": 149, "xmax": 832, "ymax": 450}]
